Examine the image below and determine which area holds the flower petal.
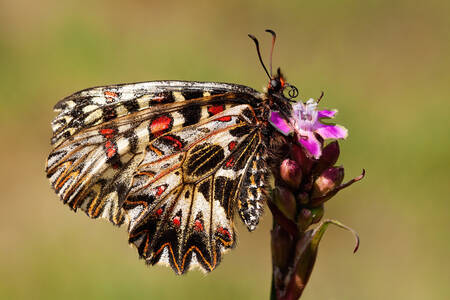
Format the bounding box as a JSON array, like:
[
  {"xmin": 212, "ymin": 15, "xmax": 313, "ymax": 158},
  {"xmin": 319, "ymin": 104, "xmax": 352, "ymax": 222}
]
[
  {"xmin": 299, "ymin": 132, "xmax": 322, "ymax": 159},
  {"xmin": 316, "ymin": 124, "xmax": 348, "ymax": 140},
  {"xmin": 318, "ymin": 110, "xmax": 337, "ymax": 119},
  {"xmin": 269, "ymin": 111, "xmax": 293, "ymax": 135}
]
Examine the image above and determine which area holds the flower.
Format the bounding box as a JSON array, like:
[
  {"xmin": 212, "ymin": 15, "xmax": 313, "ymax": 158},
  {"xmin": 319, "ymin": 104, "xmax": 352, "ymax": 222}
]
[{"xmin": 269, "ymin": 98, "xmax": 348, "ymax": 159}]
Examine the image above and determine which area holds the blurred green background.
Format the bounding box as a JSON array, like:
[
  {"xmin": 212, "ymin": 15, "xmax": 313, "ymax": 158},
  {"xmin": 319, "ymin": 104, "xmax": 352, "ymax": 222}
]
[{"xmin": 1, "ymin": 0, "xmax": 449, "ymax": 299}]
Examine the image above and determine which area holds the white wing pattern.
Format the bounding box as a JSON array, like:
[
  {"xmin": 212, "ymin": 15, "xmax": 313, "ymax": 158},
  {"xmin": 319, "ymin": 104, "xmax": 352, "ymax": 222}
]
[{"xmin": 46, "ymin": 81, "xmax": 269, "ymax": 273}]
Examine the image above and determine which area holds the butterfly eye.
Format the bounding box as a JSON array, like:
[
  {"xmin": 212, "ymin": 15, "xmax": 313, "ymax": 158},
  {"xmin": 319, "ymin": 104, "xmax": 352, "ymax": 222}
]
[{"xmin": 270, "ymin": 79, "xmax": 279, "ymax": 90}]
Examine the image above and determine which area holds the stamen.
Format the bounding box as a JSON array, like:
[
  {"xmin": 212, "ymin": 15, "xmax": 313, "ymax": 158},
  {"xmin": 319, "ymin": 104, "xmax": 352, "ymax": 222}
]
[{"xmin": 317, "ymin": 91, "xmax": 324, "ymax": 103}]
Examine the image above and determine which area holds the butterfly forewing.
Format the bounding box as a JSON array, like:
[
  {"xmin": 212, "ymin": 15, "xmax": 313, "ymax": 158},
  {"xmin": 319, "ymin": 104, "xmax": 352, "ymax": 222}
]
[
  {"xmin": 46, "ymin": 80, "xmax": 269, "ymax": 273},
  {"xmin": 50, "ymin": 81, "xmax": 261, "ymax": 146}
]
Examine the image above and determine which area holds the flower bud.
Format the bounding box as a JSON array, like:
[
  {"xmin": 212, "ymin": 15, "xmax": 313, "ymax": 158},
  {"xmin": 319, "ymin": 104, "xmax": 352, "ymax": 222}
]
[
  {"xmin": 312, "ymin": 167, "xmax": 344, "ymax": 199},
  {"xmin": 280, "ymin": 159, "xmax": 303, "ymax": 189},
  {"xmin": 297, "ymin": 208, "xmax": 312, "ymax": 231},
  {"xmin": 291, "ymin": 144, "xmax": 314, "ymax": 175},
  {"xmin": 296, "ymin": 192, "xmax": 309, "ymax": 205},
  {"xmin": 274, "ymin": 186, "xmax": 297, "ymax": 220},
  {"xmin": 314, "ymin": 141, "xmax": 340, "ymax": 175}
]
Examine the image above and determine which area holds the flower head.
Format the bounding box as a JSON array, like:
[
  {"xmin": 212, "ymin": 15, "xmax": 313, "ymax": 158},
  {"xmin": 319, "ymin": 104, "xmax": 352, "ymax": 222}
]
[{"xmin": 269, "ymin": 98, "xmax": 348, "ymax": 159}]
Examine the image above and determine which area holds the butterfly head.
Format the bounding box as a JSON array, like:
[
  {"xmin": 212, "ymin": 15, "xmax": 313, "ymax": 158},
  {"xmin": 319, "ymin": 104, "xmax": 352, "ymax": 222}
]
[
  {"xmin": 268, "ymin": 68, "xmax": 285, "ymax": 92},
  {"xmin": 269, "ymin": 69, "xmax": 299, "ymax": 101}
]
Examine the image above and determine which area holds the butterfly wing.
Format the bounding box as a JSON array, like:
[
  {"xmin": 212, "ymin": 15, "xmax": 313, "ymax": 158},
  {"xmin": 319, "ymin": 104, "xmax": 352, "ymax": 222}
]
[
  {"xmin": 46, "ymin": 81, "xmax": 268, "ymax": 272},
  {"xmin": 50, "ymin": 81, "xmax": 261, "ymax": 147},
  {"xmin": 126, "ymin": 104, "xmax": 267, "ymax": 273}
]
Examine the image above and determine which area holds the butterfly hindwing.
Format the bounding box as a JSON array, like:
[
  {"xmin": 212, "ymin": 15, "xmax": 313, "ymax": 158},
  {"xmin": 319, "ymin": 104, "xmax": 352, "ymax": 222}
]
[{"xmin": 126, "ymin": 104, "xmax": 265, "ymax": 273}]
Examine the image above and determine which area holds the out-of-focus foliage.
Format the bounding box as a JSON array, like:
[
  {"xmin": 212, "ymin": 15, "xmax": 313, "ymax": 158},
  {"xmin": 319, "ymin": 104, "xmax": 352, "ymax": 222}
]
[{"xmin": 0, "ymin": 0, "xmax": 448, "ymax": 299}]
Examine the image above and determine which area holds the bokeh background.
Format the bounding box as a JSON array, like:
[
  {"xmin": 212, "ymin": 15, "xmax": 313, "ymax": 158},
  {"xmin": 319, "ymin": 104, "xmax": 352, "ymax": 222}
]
[{"xmin": 1, "ymin": 0, "xmax": 449, "ymax": 299}]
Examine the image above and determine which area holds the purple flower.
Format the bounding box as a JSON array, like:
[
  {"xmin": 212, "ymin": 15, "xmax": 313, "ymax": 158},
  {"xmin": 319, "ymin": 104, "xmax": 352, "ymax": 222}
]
[{"xmin": 269, "ymin": 99, "xmax": 348, "ymax": 159}]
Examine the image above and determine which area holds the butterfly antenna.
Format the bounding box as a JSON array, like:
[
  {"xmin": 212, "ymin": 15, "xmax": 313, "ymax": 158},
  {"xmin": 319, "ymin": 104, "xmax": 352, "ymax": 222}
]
[
  {"xmin": 265, "ymin": 29, "xmax": 276, "ymax": 77},
  {"xmin": 248, "ymin": 34, "xmax": 271, "ymax": 80}
]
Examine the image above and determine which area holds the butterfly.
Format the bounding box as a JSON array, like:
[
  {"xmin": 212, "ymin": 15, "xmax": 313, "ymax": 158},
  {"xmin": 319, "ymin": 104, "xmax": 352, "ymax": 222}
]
[{"xmin": 45, "ymin": 30, "xmax": 298, "ymax": 274}]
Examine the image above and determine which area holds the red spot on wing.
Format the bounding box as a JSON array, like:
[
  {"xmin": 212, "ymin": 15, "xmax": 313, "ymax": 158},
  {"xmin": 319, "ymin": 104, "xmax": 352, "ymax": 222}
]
[
  {"xmin": 104, "ymin": 91, "xmax": 118, "ymax": 98},
  {"xmin": 150, "ymin": 115, "xmax": 172, "ymax": 136},
  {"xmin": 104, "ymin": 91, "xmax": 118, "ymax": 103},
  {"xmin": 228, "ymin": 141, "xmax": 237, "ymax": 151},
  {"xmin": 218, "ymin": 227, "xmax": 231, "ymax": 240},
  {"xmin": 194, "ymin": 220, "xmax": 204, "ymax": 232},
  {"xmin": 106, "ymin": 148, "xmax": 116, "ymax": 158},
  {"xmin": 225, "ymin": 157, "xmax": 234, "ymax": 168},
  {"xmin": 99, "ymin": 128, "xmax": 116, "ymax": 139},
  {"xmin": 105, "ymin": 140, "xmax": 117, "ymax": 158},
  {"xmin": 173, "ymin": 216, "xmax": 181, "ymax": 227},
  {"xmin": 156, "ymin": 208, "xmax": 163, "ymax": 216},
  {"xmin": 208, "ymin": 104, "xmax": 231, "ymax": 122},
  {"xmin": 208, "ymin": 105, "xmax": 224, "ymax": 116},
  {"xmin": 217, "ymin": 116, "xmax": 232, "ymax": 122},
  {"xmin": 155, "ymin": 185, "xmax": 167, "ymax": 197},
  {"xmin": 163, "ymin": 135, "xmax": 183, "ymax": 150}
]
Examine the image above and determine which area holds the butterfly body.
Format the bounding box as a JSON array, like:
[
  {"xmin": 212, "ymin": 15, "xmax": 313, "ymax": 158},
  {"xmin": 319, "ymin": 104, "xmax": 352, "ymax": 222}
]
[{"xmin": 47, "ymin": 76, "xmax": 293, "ymax": 273}]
